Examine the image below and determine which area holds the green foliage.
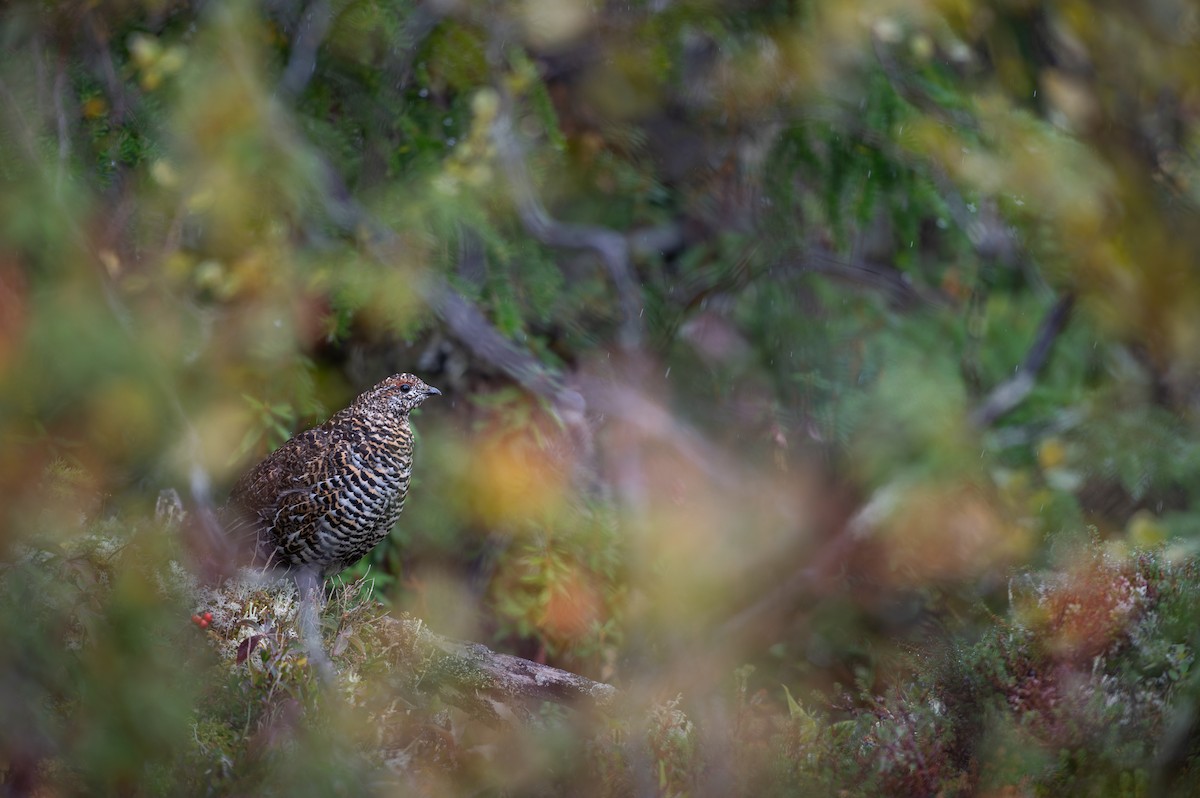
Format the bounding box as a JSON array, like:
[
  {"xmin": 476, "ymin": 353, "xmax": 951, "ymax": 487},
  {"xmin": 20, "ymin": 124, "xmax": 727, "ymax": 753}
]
[
  {"xmin": 0, "ymin": 527, "xmax": 206, "ymax": 794},
  {"xmin": 716, "ymin": 547, "xmax": 1200, "ymax": 797},
  {"xmin": 648, "ymin": 695, "xmax": 698, "ymax": 797},
  {"xmin": 489, "ymin": 510, "xmax": 626, "ymax": 660},
  {"xmin": 8, "ymin": 0, "xmax": 1200, "ymax": 794}
]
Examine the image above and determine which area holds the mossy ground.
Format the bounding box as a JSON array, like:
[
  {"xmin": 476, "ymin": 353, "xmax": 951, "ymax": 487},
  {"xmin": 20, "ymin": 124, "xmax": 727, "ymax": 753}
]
[{"xmin": 6, "ymin": 530, "xmax": 1200, "ymax": 796}]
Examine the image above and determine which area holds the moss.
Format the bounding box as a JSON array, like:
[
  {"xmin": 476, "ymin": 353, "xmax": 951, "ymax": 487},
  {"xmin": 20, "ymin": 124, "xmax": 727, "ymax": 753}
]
[{"xmin": 11, "ymin": 505, "xmax": 1200, "ymax": 795}]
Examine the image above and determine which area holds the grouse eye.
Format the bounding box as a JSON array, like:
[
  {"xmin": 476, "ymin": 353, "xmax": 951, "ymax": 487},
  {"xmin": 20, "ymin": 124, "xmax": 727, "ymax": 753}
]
[{"xmin": 399, "ymin": 384, "xmax": 412, "ymax": 394}]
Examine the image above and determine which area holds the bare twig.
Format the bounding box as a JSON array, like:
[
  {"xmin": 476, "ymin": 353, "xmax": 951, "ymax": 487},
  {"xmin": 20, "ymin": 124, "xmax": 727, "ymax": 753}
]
[
  {"xmin": 585, "ymin": 377, "xmax": 731, "ymax": 487},
  {"xmin": 969, "ymin": 293, "xmax": 1075, "ymax": 428},
  {"xmin": 871, "ymin": 34, "xmax": 978, "ymax": 132},
  {"xmin": 796, "ymin": 246, "xmax": 956, "ymax": 309},
  {"xmin": 53, "ymin": 57, "xmax": 71, "ymax": 195},
  {"xmin": 927, "ymin": 171, "xmax": 1021, "ymax": 268},
  {"xmin": 491, "ymin": 95, "xmax": 643, "ymax": 350},
  {"xmin": 313, "ymin": 160, "xmax": 591, "ymax": 442},
  {"xmin": 278, "ymin": 0, "xmax": 334, "ymax": 99},
  {"xmin": 0, "ymin": 65, "xmax": 235, "ymax": 578},
  {"xmin": 316, "ymin": 168, "xmax": 565, "ymax": 401},
  {"xmin": 378, "ymin": 4, "xmax": 441, "ymax": 95},
  {"xmin": 628, "ymin": 222, "xmax": 687, "ymax": 259},
  {"xmin": 714, "ymin": 496, "xmax": 863, "ymax": 646},
  {"xmin": 83, "ymin": 10, "xmax": 137, "ymax": 125},
  {"xmin": 426, "ymin": 279, "xmax": 577, "ymax": 404},
  {"xmin": 0, "ymin": 50, "xmax": 50, "ymax": 155},
  {"xmin": 381, "ymin": 615, "xmax": 617, "ymax": 722}
]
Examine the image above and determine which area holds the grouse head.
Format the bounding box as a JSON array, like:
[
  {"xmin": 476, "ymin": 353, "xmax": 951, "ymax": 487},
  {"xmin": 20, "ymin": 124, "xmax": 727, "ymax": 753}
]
[{"xmin": 354, "ymin": 373, "xmax": 442, "ymax": 416}]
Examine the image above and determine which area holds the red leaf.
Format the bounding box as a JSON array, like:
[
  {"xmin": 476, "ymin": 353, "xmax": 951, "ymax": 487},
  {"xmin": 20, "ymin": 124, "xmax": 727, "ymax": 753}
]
[{"xmin": 236, "ymin": 634, "xmax": 264, "ymax": 664}]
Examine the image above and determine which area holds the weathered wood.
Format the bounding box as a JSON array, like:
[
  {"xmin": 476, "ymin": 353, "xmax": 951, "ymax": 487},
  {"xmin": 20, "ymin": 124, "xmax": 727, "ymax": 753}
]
[
  {"xmin": 376, "ymin": 614, "xmax": 617, "ymax": 724},
  {"xmin": 191, "ymin": 568, "xmax": 617, "ymax": 725}
]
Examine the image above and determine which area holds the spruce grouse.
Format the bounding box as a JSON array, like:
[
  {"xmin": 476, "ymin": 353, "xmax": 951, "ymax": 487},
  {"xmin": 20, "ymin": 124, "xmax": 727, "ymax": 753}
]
[{"xmin": 226, "ymin": 373, "xmax": 441, "ymax": 578}]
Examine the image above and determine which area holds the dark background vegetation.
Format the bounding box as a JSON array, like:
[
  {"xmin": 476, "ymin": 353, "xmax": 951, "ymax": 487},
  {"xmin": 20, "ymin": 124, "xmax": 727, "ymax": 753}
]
[{"xmin": 4, "ymin": 0, "xmax": 1200, "ymax": 794}]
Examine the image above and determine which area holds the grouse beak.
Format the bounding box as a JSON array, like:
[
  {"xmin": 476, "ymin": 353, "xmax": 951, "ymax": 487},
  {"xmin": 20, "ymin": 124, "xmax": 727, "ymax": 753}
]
[{"xmin": 425, "ymin": 386, "xmax": 442, "ymax": 397}]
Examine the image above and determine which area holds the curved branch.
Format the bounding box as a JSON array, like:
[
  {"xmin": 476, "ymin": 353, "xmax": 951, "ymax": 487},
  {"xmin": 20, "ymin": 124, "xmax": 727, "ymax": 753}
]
[
  {"xmin": 969, "ymin": 293, "xmax": 1075, "ymax": 428},
  {"xmin": 315, "ymin": 161, "xmax": 584, "ymax": 416},
  {"xmin": 278, "ymin": 0, "xmax": 334, "ymax": 99},
  {"xmin": 381, "ymin": 615, "xmax": 617, "ymax": 722},
  {"xmin": 491, "ymin": 96, "xmax": 643, "ymax": 351},
  {"xmin": 795, "ymin": 247, "xmax": 957, "ymax": 309}
]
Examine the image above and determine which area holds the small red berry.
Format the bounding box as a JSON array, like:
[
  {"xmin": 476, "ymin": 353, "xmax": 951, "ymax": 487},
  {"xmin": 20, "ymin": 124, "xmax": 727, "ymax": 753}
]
[
  {"xmin": 203, "ymin": 611, "xmax": 213, "ymax": 623},
  {"xmin": 191, "ymin": 614, "xmax": 202, "ymax": 626},
  {"xmin": 199, "ymin": 619, "xmax": 210, "ymax": 629}
]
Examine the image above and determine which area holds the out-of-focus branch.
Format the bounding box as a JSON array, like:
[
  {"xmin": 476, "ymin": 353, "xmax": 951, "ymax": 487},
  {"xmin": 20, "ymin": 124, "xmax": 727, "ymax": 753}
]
[
  {"xmin": 381, "ymin": 615, "xmax": 617, "ymax": 722},
  {"xmin": 378, "ymin": 4, "xmax": 441, "ymax": 96},
  {"xmin": 969, "ymin": 293, "xmax": 1075, "ymax": 428},
  {"xmin": 0, "ymin": 62, "xmax": 235, "ymax": 577},
  {"xmin": 927, "ymin": 171, "xmax": 1022, "ymax": 269},
  {"xmin": 92, "ymin": 260, "xmax": 238, "ymax": 578},
  {"xmin": 833, "ymin": 53, "xmax": 1026, "ymax": 276},
  {"xmin": 83, "ymin": 10, "xmax": 137, "ymax": 125},
  {"xmin": 314, "ymin": 162, "xmax": 589, "ymax": 433},
  {"xmin": 314, "ymin": 165, "xmax": 554, "ymax": 396},
  {"xmin": 796, "ymin": 246, "xmax": 956, "ymax": 309},
  {"xmin": 0, "ymin": 76, "xmax": 38, "ymax": 164},
  {"xmin": 426, "ymin": 279, "xmax": 573, "ymax": 401},
  {"xmin": 491, "ymin": 96, "xmax": 644, "ymax": 350},
  {"xmin": 664, "ymin": 233, "xmax": 953, "ymax": 312},
  {"xmin": 585, "ymin": 377, "xmax": 731, "ymax": 486},
  {"xmin": 52, "ymin": 57, "xmax": 71, "ymax": 195},
  {"xmin": 871, "ymin": 33, "xmax": 978, "ymax": 132},
  {"xmin": 278, "ymin": 0, "xmax": 333, "ymax": 99},
  {"xmin": 628, "ymin": 222, "xmax": 687, "ymax": 259},
  {"xmin": 715, "ymin": 521, "xmax": 859, "ymax": 646}
]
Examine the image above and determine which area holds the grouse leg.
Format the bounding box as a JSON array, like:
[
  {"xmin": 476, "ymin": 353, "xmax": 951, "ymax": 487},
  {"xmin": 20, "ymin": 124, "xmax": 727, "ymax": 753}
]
[{"xmin": 293, "ymin": 565, "xmax": 336, "ymax": 684}]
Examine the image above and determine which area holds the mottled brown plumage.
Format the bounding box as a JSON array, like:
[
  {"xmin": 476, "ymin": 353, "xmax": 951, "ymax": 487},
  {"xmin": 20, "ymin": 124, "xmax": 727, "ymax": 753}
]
[{"xmin": 227, "ymin": 373, "xmax": 440, "ymax": 578}]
